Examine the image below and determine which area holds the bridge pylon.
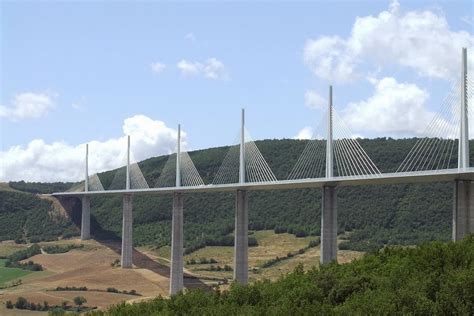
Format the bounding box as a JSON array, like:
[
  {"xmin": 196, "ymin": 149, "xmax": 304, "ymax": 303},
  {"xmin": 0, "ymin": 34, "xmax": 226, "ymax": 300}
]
[
  {"xmin": 81, "ymin": 144, "xmax": 91, "ymax": 240},
  {"xmin": 321, "ymin": 86, "xmax": 338, "ymax": 264},
  {"xmin": 170, "ymin": 125, "xmax": 184, "ymax": 295},
  {"xmin": 121, "ymin": 136, "xmax": 133, "ymax": 268},
  {"xmin": 454, "ymin": 47, "xmax": 474, "ymax": 241},
  {"xmin": 234, "ymin": 108, "xmax": 249, "ymax": 284}
]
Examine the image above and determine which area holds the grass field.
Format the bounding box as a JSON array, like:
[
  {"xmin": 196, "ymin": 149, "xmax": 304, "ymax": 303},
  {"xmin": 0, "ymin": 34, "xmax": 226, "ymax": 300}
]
[
  {"xmin": 0, "ymin": 242, "xmax": 28, "ymax": 257},
  {"xmin": 0, "ymin": 259, "xmax": 34, "ymax": 286},
  {"xmin": 141, "ymin": 230, "xmax": 364, "ymax": 282},
  {"xmin": 0, "ymin": 234, "xmax": 363, "ymax": 311}
]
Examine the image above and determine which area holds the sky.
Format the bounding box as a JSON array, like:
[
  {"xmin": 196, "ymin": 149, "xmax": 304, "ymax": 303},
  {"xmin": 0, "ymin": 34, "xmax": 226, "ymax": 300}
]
[{"xmin": 0, "ymin": 0, "xmax": 473, "ymax": 182}]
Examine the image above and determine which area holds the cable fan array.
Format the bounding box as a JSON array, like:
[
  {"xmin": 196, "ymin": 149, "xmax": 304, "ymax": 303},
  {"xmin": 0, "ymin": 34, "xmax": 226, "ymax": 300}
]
[
  {"xmin": 332, "ymin": 111, "xmax": 381, "ymax": 177},
  {"xmin": 85, "ymin": 72, "xmax": 473, "ymax": 189},
  {"xmin": 288, "ymin": 108, "xmax": 380, "ymax": 179},
  {"xmin": 108, "ymin": 162, "xmax": 149, "ymax": 190},
  {"xmin": 155, "ymin": 152, "xmax": 204, "ymax": 187},
  {"xmin": 87, "ymin": 174, "xmax": 104, "ymax": 191},
  {"xmin": 396, "ymin": 75, "xmax": 474, "ymax": 173},
  {"xmin": 287, "ymin": 114, "xmax": 327, "ymax": 180},
  {"xmin": 213, "ymin": 129, "xmax": 277, "ymax": 184}
]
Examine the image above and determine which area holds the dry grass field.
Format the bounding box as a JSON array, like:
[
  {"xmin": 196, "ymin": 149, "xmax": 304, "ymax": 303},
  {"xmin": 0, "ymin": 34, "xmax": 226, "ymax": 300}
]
[
  {"xmin": 143, "ymin": 230, "xmax": 364, "ymax": 282},
  {"xmin": 0, "ymin": 232, "xmax": 364, "ymax": 312},
  {"xmin": 0, "ymin": 241, "xmax": 28, "ymax": 258},
  {"xmin": 0, "ymin": 239, "xmax": 170, "ymax": 312}
]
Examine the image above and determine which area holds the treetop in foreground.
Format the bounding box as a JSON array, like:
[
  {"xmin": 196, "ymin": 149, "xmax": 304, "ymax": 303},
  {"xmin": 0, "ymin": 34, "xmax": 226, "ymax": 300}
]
[{"xmin": 87, "ymin": 235, "xmax": 474, "ymax": 315}]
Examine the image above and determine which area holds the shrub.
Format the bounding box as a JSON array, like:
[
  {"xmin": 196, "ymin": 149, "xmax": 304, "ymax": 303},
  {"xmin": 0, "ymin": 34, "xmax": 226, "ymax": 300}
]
[
  {"xmin": 274, "ymin": 226, "xmax": 287, "ymax": 234},
  {"xmin": 295, "ymin": 230, "xmax": 308, "ymax": 238},
  {"xmin": 15, "ymin": 297, "xmax": 28, "ymax": 309},
  {"xmin": 43, "ymin": 244, "xmax": 83, "ymax": 254},
  {"xmin": 309, "ymin": 238, "xmax": 321, "ymax": 248},
  {"xmin": 248, "ymin": 237, "xmax": 258, "ymax": 247},
  {"xmin": 73, "ymin": 296, "xmax": 87, "ymax": 306}
]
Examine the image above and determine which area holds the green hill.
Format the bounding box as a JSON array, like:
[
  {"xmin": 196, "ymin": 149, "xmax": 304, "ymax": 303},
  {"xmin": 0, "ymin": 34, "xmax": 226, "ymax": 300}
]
[
  {"xmin": 0, "ymin": 189, "xmax": 78, "ymax": 243},
  {"xmin": 2, "ymin": 138, "xmax": 470, "ymax": 252},
  {"xmin": 88, "ymin": 236, "xmax": 474, "ymax": 315}
]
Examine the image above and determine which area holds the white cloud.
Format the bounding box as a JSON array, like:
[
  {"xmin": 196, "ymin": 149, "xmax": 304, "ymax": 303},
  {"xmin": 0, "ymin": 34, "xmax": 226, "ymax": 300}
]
[
  {"xmin": 0, "ymin": 115, "xmax": 183, "ymax": 182},
  {"xmin": 203, "ymin": 58, "xmax": 227, "ymax": 80},
  {"xmin": 177, "ymin": 60, "xmax": 201, "ymax": 76},
  {"xmin": 150, "ymin": 62, "xmax": 166, "ymax": 74},
  {"xmin": 176, "ymin": 58, "xmax": 228, "ymax": 80},
  {"xmin": 304, "ymin": 90, "xmax": 326, "ymax": 109},
  {"xmin": 294, "ymin": 126, "xmax": 313, "ymax": 140},
  {"xmin": 341, "ymin": 77, "xmax": 438, "ymax": 135},
  {"xmin": 0, "ymin": 92, "xmax": 57, "ymax": 121},
  {"xmin": 185, "ymin": 32, "xmax": 196, "ymax": 42},
  {"xmin": 461, "ymin": 16, "xmax": 473, "ymax": 27},
  {"xmin": 303, "ymin": 1, "xmax": 474, "ymax": 83},
  {"xmin": 304, "ymin": 36, "xmax": 358, "ymax": 83},
  {"xmin": 71, "ymin": 103, "xmax": 82, "ymax": 111},
  {"xmin": 71, "ymin": 97, "xmax": 85, "ymax": 111}
]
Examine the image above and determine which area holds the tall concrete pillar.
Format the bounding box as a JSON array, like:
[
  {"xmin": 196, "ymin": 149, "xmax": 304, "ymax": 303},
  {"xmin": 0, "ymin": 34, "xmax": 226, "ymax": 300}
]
[
  {"xmin": 121, "ymin": 194, "xmax": 133, "ymax": 268},
  {"xmin": 81, "ymin": 196, "xmax": 91, "ymax": 240},
  {"xmin": 234, "ymin": 190, "xmax": 248, "ymax": 284},
  {"xmin": 321, "ymin": 186, "xmax": 337, "ymax": 264},
  {"xmin": 170, "ymin": 192, "xmax": 184, "ymax": 295},
  {"xmin": 453, "ymin": 180, "xmax": 474, "ymax": 241},
  {"xmin": 453, "ymin": 49, "xmax": 472, "ymax": 241}
]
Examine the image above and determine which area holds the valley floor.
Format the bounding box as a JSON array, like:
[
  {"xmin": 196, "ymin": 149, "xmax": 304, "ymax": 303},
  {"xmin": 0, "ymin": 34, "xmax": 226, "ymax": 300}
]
[{"xmin": 0, "ymin": 232, "xmax": 363, "ymax": 313}]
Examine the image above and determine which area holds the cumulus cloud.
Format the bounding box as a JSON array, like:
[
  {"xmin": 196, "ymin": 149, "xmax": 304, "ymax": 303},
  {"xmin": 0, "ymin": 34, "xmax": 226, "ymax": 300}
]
[
  {"xmin": 341, "ymin": 77, "xmax": 438, "ymax": 135},
  {"xmin": 185, "ymin": 32, "xmax": 196, "ymax": 42},
  {"xmin": 294, "ymin": 126, "xmax": 313, "ymax": 140},
  {"xmin": 176, "ymin": 58, "xmax": 228, "ymax": 80},
  {"xmin": 0, "ymin": 115, "xmax": 183, "ymax": 182},
  {"xmin": 150, "ymin": 62, "xmax": 166, "ymax": 74},
  {"xmin": 0, "ymin": 92, "xmax": 57, "ymax": 121},
  {"xmin": 304, "ymin": 90, "xmax": 326, "ymax": 109},
  {"xmin": 303, "ymin": 1, "xmax": 474, "ymax": 83}
]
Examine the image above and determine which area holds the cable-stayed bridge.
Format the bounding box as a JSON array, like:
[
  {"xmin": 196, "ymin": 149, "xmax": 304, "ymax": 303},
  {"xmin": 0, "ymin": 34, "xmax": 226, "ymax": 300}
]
[{"xmin": 52, "ymin": 48, "xmax": 474, "ymax": 295}]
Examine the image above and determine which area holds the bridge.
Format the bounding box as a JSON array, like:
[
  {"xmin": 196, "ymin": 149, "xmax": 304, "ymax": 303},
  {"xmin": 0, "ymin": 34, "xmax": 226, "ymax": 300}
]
[{"xmin": 52, "ymin": 48, "xmax": 474, "ymax": 295}]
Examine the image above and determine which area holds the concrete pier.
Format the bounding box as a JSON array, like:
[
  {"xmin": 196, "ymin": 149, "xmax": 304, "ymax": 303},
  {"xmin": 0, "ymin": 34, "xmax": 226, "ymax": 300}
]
[
  {"xmin": 170, "ymin": 193, "xmax": 184, "ymax": 295},
  {"xmin": 121, "ymin": 194, "xmax": 133, "ymax": 268},
  {"xmin": 321, "ymin": 186, "xmax": 337, "ymax": 264},
  {"xmin": 453, "ymin": 50, "xmax": 472, "ymax": 242},
  {"xmin": 234, "ymin": 190, "xmax": 248, "ymax": 284},
  {"xmin": 81, "ymin": 196, "xmax": 91, "ymax": 240},
  {"xmin": 453, "ymin": 180, "xmax": 474, "ymax": 241}
]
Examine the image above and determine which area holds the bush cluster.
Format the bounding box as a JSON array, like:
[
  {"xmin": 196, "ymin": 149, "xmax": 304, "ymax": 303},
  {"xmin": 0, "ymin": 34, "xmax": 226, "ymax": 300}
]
[
  {"xmin": 106, "ymin": 287, "xmax": 140, "ymax": 296},
  {"xmin": 89, "ymin": 236, "xmax": 474, "ymax": 315},
  {"xmin": 201, "ymin": 264, "xmax": 233, "ymax": 272},
  {"xmin": 6, "ymin": 297, "xmax": 50, "ymax": 311},
  {"xmin": 5, "ymin": 244, "xmax": 43, "ymax": 271},
  {"xmin": 260, "ymin": 238, "xmax": 320, "ymax": 269},
  {"xmin": 55, "ymin": 286, "xmax": 88, "ymax": 291},
  {"xmin": 43, "ymin": 244, "xmax": 84, "ymax": 254},
  {"xmin": 186, "ymin": 257, "xmax": 218, "ymax": 265}
]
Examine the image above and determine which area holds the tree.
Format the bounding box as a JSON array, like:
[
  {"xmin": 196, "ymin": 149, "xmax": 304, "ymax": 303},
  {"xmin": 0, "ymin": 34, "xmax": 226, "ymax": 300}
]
[
  {"xmin": 5, "ymin": 300, "xmax": 13, "ymax": 309},
  {"xmin": 15, "ymin": 297, "xmax": 28, "ymax": 309},
  {"xmin": 73, "ymin": 296, "xmax": 87, "ymax": 307}
]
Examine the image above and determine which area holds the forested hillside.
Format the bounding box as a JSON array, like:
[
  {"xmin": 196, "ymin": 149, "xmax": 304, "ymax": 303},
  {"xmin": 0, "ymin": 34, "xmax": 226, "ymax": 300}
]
[
  {"xmin": 3, "ymin": 138, "xmax": 470, "ymax": 252},
  {"xmin": 0, "ymin": 190, "xmax": 78, "ymax": 243},
  {"xmin": 88, "ymin": 138, "xmax": 463, "ymax": 252},
  {"xmin": 89, "ymin": 236, "xmax": 474, "ymax": 315}
]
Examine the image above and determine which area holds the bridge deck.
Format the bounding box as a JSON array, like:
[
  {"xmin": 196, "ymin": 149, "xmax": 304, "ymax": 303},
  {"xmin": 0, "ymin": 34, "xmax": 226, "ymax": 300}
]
[{"xmin": 51, "ymin": 168, "xmax": 474, "ymax": 197}]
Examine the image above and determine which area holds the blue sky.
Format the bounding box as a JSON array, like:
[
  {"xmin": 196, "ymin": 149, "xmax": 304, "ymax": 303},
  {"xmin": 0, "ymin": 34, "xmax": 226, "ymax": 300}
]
[{"xmin": 0, "ymin": 0, "xmax": 473, "ymax": 181}]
